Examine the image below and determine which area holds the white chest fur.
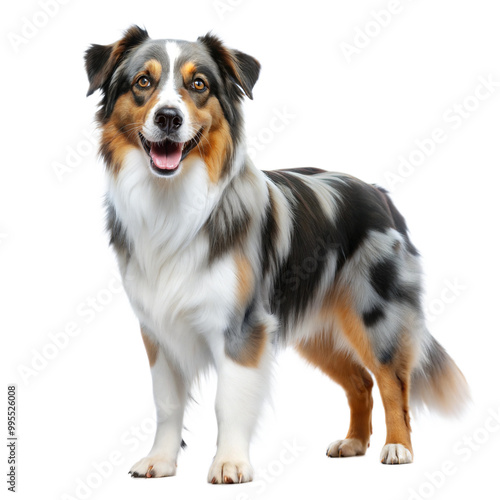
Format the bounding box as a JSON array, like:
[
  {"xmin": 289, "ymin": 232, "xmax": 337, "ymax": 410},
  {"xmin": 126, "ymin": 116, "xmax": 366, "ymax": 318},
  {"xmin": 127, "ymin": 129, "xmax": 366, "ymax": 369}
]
[{"xmin": 107, "ymin": 151, "xmax": 239, "ymax": 372}]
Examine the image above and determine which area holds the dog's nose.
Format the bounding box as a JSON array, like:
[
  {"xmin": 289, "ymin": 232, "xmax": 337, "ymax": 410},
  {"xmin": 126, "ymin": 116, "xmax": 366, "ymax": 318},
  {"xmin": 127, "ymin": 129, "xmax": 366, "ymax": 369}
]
[{"xmin": 154, "ymin": 107, "xmax": 183, "ymax": 134}]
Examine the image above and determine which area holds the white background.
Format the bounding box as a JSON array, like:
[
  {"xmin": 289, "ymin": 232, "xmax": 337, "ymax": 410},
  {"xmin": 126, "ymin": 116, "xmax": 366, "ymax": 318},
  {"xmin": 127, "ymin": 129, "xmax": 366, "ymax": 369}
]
[{"xmin": 2, "ymin": 0, "xmax": 500, "ymax": 499}]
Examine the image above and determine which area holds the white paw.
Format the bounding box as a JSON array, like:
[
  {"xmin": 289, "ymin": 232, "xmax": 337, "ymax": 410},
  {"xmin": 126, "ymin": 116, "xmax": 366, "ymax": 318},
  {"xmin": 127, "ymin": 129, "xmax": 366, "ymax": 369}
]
[
  {"xmin": 208, "ymin": 456, "xmax": 253, "ymax": 484},
  {"xmin": 129, "ymin": 454, "xmax": 176, "ymax": 478},
  {"xmin": 380, "ymin": 444, "xmax": 413, "ymax": 465},
  {"xmin": 326, "ymin": 438, "xmax": 368, "ymax": 458}
]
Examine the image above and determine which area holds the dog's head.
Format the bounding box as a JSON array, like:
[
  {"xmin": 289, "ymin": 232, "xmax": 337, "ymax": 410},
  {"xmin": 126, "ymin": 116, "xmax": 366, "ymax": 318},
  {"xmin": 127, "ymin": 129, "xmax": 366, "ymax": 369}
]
[{"xmin": 85, "ymin": 26, "xmax": 260, "ymax": 180}]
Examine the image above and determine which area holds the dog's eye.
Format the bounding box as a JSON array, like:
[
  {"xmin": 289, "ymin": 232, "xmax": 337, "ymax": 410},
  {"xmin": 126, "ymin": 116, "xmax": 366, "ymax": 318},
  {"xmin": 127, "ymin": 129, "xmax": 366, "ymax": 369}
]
[
  {"xmin": 192, "ymin": 78, "xmax": 207, "ymax": 92},
  {"xmin": 136, "ymin": 76, "xmax": 151, "ymax": 89}
]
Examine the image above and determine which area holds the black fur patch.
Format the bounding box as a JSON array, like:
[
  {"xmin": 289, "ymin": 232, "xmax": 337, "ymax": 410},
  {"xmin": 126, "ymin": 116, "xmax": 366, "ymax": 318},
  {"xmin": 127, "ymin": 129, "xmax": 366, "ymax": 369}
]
[
  {"xmin": 362, "ymin": 306, "xmax": 385, "ymax": 327},
  {"xmin": 378, "ymin": 340, "xmax": 399, "ymax": 364},
  {"xmin": 260, "ymin": 187, "xmax": 280, "ymax": 274},
  {"xmin": 205, "ymin": 183, "xmax": 251, "ymax": 263},
  {"xmin": 369, "ymin": 258, "xmax": 420, "ymax": 308},
  {"xmin": 327, "ymin": 177, "xmax": 395, "ymax": 271},
  {"xmin": 85, "ymin": 44, "xmax": 114, "ymax": 96},
  {"xmin": 105, "ymin": 199, "xmax": 131, "ymax": 256},
  {"xmin": 283, "ymin": 167, "xmax": 326, "ymax": 176},
  {"xmin": 224, "ymin": 298, "xmax": 266, "ymax": 365},
  {"xmin": 225, "ymin": 299, "xmax": 254, "ymax": 356},
  {"xmin": 265, "ymin": 171, "xmax": 338, "ymax": 329},
  {"xmin": 370, "ymin": 258, "xmax": 399, "ymax": 301}
]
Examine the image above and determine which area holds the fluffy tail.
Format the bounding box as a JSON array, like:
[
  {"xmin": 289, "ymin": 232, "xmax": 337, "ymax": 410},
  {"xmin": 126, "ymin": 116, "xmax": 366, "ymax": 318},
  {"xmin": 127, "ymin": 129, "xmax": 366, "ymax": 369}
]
[{"xmin": 411, "ymin": 333, "xmax": 470, "ymax": 416}]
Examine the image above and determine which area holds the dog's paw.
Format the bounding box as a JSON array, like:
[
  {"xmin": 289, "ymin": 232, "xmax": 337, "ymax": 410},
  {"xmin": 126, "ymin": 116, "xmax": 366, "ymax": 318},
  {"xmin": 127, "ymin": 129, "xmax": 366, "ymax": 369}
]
[
  {"xmin": 129, "ymin": 455, "xmax": 176, "ymax": 478},
  {"xmin": 207, "ymin": 456, "xmax": 253, "ymax": 484},
  {"xmin": 326, "ymin": 438, "xmax": 368, "ymax": 458},
  {"xmin": 380, "ymin": 444, "xmax": 413, "ymax": 464}
]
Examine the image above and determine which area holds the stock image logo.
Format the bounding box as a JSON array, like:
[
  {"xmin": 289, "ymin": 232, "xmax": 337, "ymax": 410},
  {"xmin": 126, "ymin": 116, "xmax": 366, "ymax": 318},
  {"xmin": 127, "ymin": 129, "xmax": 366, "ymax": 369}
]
[
  {"xmin": 383, "ymin": 74, "xmax": 499, "ymax": 190},
  {"xmin": 17, "ymin": 273, "xmax": 123, "ymax": 385},
  {"xmin": 8, "ymin": 0, "xmax": 72, "ymax": 53}
]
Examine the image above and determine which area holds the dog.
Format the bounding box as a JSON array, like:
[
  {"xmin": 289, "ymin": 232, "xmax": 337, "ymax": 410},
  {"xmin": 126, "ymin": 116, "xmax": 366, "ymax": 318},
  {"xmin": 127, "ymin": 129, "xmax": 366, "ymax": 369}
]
[{"xmin": 85, "ymin": 26, "xmax": 469, "ymax": 484}]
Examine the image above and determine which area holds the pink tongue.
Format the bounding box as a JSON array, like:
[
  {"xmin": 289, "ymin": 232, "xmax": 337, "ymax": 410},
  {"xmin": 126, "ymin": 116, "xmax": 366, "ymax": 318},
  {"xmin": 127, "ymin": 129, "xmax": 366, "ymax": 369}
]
[{"xmin": 150, "ymin": 141, "xmax": 183, "ymax": 170}]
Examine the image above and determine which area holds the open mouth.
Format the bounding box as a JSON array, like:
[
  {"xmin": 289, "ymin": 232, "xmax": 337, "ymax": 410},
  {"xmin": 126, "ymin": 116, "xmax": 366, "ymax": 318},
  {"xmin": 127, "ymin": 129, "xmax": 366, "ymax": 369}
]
[{"xmin": 139, "ymin": 129, "xmax": 203, "ymax": 176}]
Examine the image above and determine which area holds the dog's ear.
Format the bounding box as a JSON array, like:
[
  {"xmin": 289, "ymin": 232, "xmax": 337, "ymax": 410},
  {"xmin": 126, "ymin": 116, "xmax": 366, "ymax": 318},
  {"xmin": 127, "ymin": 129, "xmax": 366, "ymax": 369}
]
[
  {"xmin": 198, "ymin": 33, "xmax": 260, "ymax": 100},
  {"xmin": 85, "ymin": 25, "xmax": 149, "ymax": 97}
]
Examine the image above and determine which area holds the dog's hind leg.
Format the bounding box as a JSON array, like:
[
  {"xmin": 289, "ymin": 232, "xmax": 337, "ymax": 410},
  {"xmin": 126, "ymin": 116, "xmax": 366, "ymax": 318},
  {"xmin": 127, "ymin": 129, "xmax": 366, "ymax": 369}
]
[
  {"xmin": 296, "ymin": 333, "xmax": 374, "ymax": 457},
  {"xmin": 332, "ymin": 296, "xmax": 415, "ymax": 464},
  {"xmin": 374, "ymin": 360, "xmax": 413, "ymax": 464}
]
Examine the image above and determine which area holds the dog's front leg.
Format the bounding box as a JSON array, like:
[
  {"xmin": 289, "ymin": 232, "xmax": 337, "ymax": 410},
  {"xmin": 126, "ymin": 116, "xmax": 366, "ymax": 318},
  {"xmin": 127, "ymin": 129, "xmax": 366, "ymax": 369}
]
[
  {"xmin": 208, "ymin": 347, "xmax": 272, "ymax": 484},
  {"xmin": 129, "ymin": 329, "xmax": 188, "ymax": 478}
]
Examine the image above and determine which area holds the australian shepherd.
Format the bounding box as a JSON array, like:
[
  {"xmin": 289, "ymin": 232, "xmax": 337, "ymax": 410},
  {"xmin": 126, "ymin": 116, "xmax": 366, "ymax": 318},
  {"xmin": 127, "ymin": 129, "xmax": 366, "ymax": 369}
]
[{"xmin": 85, "ymin": 26, "xmax": 468, "ymax": 484}]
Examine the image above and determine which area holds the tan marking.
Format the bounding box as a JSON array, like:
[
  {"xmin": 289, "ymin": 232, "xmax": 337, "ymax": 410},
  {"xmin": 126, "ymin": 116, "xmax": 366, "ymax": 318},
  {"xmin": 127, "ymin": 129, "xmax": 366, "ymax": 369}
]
[
  {"xmin": 328, "ymin": 293, "xmax": 378, "ymax": 370},
  {"xmin": 296, "ymin": 334, "xmax": 373, "ymax": 447},
  {"xmin": 144, "ymin": 59, "xmax": 162, "ymax": 81},
  {"xmin": 100, "ymin": 88, "xmax": 160, "ymax": 176},
  {"xmin": 179, "ymin": 89, "xmax": 233, "ymax": 183},
  {"xmin": 375, "ymin": 365, "xmax": 413, "ymax": 453},
  {"xmin": 203, "ymin": 116, "xmax": 233, "ymax": 183},
  {"xmin": 235, "ymin": 254, "xmax": 254, "ymax": 307},
  {"xmin": 141, "ymin": 329, "xmax": 159, "ymax": 367},
  {"xmin": 180, "ymin": 62, "xmax": 196, "ymax": 81}
]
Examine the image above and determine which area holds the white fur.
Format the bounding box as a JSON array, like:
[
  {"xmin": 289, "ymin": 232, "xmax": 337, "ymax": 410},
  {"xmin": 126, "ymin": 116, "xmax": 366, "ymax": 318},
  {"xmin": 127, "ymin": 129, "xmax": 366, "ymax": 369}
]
[
  {"xmin": 327, "ymin": 438, "xmax": 367, "ymax": 458},
  {"xmin": 142, "ymin": 41, "xmax": 193, "ymax": 144},
  {"xmin": 208, "ymin": 344, "xmax": 273, "ymax": 483},
  {"xmin": 129, "ymin": 344, "xmax": 186, "ymax": 477},
  {"xmin": 290, "ymin": 171, "xmax": 344, "ymax": 221},
  {"xmin": 380, "ymin": 444, "xmax": 413, "ymax": 464},
  {"xmin": 108, "ymin": 155, "xmax": 236, "ymax": 376}
]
